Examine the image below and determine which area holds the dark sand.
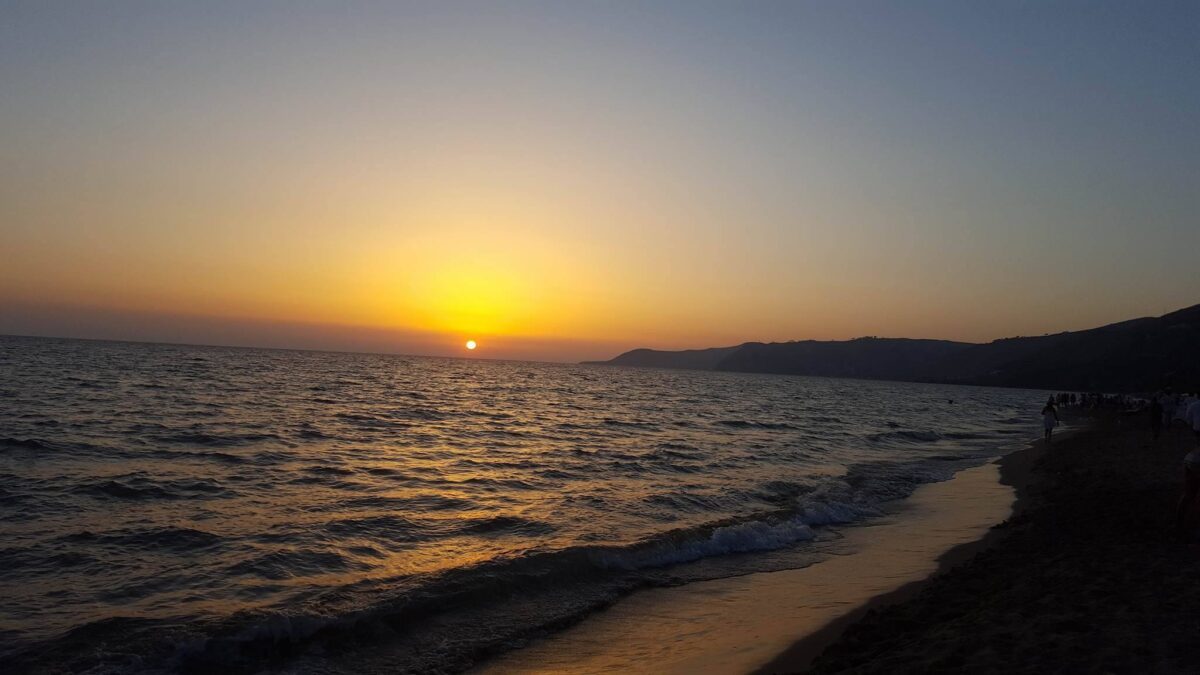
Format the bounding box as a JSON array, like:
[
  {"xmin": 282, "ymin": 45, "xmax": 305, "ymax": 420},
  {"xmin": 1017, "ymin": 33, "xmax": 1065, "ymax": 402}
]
[{"xmin": 767, "ymin": 413, "xmax": 1200, "ymax": 673}]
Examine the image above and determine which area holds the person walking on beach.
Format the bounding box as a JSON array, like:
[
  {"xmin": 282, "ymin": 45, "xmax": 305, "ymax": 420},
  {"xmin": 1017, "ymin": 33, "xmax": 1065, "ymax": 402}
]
[{"xmin": 1041, "ymin": 397, "xmax": 1060, "ymax": 443}]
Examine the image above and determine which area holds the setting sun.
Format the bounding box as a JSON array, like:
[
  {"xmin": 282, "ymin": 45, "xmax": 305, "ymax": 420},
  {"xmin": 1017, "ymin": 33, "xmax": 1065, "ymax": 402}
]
[{"xmin": 2, "ymin": 4, "xmax": 1197, "ymax": 674}]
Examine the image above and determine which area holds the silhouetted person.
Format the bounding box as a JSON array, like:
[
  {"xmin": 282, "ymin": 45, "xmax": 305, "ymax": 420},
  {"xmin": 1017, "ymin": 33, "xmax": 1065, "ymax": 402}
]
[{"xmin": 1041, "ymin": 397, "xmax": 1060, "ymax": 443}]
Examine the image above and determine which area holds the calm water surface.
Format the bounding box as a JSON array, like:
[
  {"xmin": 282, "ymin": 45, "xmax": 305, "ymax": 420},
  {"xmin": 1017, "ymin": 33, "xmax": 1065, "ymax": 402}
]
[{"xmin": 0, "ymin": 336, "xmax": 1045, "ymax": 672}]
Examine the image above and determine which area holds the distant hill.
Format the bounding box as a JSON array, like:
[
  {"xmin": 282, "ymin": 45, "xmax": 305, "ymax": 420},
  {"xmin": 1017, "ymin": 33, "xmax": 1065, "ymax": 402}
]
[
  {"xmin": 584, "ymin": 304, "xmax": 1200, "ymax": 392},
  {"xmin": 592, "ymin": 346, "xmax": 741, "ymax": 371}
]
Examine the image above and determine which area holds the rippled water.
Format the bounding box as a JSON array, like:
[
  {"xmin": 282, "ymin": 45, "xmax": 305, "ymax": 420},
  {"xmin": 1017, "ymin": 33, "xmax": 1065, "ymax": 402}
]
[{"xmin": 0, "ymin": 336, "xmax": 1046, "ymax": 673}]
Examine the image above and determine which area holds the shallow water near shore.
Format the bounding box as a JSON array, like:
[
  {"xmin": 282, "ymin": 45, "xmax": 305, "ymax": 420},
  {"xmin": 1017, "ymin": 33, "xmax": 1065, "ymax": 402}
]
[
  {"xmin": 1, "ymin": 336, "xmax": 1046, "ymax": 672},
  {"xmin": 476, "ymin": 462, "xmax": 1014, "ymax": 674}
]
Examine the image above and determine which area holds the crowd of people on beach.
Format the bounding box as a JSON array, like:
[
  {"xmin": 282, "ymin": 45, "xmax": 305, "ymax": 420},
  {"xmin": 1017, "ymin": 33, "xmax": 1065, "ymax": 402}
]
[
  {"xmin": 1038, "ymin": 392, "xmax": 1144, "ymax": 443},
  {"xmin": 1046, "ymin": 389, "xmax": 1200, "ymax": 538},
  {"xmin": 1046, "ymin": 389, "xmax": 1200, "ymax": 436},
  {"xmin": 1049, "ymin": 391, "xmax": 1144, "ymax": 411},
  {"xmin": 1148, "ymin": 390, "xmax": 1200, "ymax": 537},
  {"xmin": 1148, "ymin": 390, "xmax": 1200, "ymax": 441}
]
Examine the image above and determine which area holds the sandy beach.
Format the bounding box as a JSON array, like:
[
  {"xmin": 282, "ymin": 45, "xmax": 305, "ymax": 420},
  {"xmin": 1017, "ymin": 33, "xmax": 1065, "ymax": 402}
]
[
  {"xmin": 478, "ymin": 411, "xmax": 1200, "ymax": 675},
  {"xmin": 476, "ymin": 461, "xmax": 1016, "ymax": 675},
  {"xmin": 786, "ymin": 412, "xmax": 1200, "ymax": 673}
]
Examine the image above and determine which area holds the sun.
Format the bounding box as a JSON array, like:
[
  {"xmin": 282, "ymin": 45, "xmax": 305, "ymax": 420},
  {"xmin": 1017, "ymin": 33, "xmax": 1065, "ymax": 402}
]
[{"xmin": 465, "ymin": 340, "xmax": 477, "ymax": 351}]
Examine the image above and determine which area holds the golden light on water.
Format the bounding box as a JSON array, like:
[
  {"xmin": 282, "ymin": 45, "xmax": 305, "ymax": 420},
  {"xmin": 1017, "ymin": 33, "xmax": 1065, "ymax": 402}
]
[{"xmin": 465, "ymin": 340, "xmax": 478, "ymax": 351}]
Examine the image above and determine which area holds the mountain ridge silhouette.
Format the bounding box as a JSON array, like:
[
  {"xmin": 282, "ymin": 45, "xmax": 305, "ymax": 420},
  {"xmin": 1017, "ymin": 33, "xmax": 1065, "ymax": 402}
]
[{"xmin": 585, "ymin": 304, "xmax": 1200, "ymax": 392}]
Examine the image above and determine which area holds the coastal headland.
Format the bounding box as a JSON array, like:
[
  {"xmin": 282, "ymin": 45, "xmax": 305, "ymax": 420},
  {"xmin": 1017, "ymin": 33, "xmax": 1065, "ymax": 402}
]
[{"xmin": 588, "ymin": 304, "xmax": 1200, "ymax": 393}]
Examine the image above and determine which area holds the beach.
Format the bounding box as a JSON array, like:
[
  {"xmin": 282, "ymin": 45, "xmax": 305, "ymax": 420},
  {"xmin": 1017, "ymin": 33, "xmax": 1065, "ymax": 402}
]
[
  {"xmin": 8, "ymin": 337, "xmax": 1196, "ymax": 674},
  {"xmin": 787, "ymin": 412, "xmax": 1200, "ymax": 673},
  {"xmin": 476, "ymin": 461, "xmax": 1016, "ymax": 675},
  {"xmin": 5, "ymin": 2, "xmax": 1196, "ymax": 672},
  {"xmin": 478, "ymin": 411, "xmax": 1200, "ymax": 675}
]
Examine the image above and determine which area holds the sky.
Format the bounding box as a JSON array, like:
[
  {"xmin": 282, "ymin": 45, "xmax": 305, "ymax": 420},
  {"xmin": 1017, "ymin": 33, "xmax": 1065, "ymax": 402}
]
[{"xmin": 2, "ymin": 1, "xmax": 1198, "ymax": 362}]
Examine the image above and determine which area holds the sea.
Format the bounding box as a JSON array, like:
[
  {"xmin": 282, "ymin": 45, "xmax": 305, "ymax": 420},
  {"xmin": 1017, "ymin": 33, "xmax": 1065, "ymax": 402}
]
[{"xmin": 0, "ymin": 335, "xmax": 1047, "ymax": 673}]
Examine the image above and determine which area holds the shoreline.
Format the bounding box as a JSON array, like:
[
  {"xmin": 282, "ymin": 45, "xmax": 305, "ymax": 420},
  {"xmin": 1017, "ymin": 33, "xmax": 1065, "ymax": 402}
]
[
  {"xmin": 796, "ymin": 413, "xmax": 1200, "ymax": 673},
  {"xmin": 753, "ymin": 423, "xmax": 1078, "ymax": 673},
  {"xmin": 474, "ymin": 437, "xmax": 1034, "ymax": 674}
]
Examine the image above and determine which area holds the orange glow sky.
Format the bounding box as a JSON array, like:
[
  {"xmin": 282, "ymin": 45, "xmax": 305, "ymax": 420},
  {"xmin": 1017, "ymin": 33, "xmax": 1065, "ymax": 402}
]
[{"xmin": 2, "ymin": 4, "xmax": 1197, "ymax": 362}]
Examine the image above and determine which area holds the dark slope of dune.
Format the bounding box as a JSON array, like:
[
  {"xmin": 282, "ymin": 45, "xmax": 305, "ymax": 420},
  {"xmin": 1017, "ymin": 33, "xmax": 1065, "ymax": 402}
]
[{"xmin": 587, "ymin": 304, "xmax": 1200, "ymax": 392}]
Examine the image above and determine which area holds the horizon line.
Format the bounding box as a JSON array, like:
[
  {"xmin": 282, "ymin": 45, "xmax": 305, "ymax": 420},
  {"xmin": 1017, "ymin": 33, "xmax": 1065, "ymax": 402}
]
[
  {"xmin": 0, "ymin": 332, "xmax": 559, "ymax": 367},
  {"xmin": 6, "ymin": 300, "xmax": 1188, "ymax": 366}
]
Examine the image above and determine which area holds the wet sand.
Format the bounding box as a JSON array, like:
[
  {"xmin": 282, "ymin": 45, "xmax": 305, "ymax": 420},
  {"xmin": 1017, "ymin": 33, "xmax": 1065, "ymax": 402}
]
[
  {"xmin": 796, "ymin": 413, "xmax": 1200, "ymax": 673},
  {"xmin": 754, "ymin": 423, "xmax": 1056, "ymax": 674},
  {"xmin": 476, "ymin": 459, "xmax": 1019, "ymax": 674}
]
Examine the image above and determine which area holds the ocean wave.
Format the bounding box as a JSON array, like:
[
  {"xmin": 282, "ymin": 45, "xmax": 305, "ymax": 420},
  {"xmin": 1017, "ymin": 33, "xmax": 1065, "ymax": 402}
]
[
  {"xmin": 942, "ymin": 431, "xmax": 988, "ymax": 440},
  {"xmin": 458, "ymin": 515, "xmax": 556, "ymax": 536},
  {"xmin": 867, "ymin": 429, "xmax": 943, "ymax": 444},
  {"xmin": 62, "ymin": 526, "xmax": 223, "ymax": 552},
  {"xmin": 599, "ymin": 463, "xmax": 955, "ymax": 571},
  {"xmin": 226, "ymin": 548, "xmax": 371, "ymax": 580},
  {"xmin": 450, "ymin": 475, "xmax": 541, "ymax": 490},
  {"xmin": 0, "ymin": 437, "xmax": 51, "ymax": 450},
  {"xmin": 166, "ymin": 469, "xmax": 926, "ymax": 671},
  {"xmin": 334, "ymin": 412, "xmax": 407, "ymax": 429},
  {"xmin": 644, "ymin": 491, "xmax": 729, "ymax": 513},
  {"xmin": 76, "ymin": 475, "xmax": 233, "ymax": 501},
  {"xmin": 655, "ymin": 441, "xmax": 698, "ymax": 450},
  {"xmin": 591, "ymin": 518, "xmax": 816, "ymax": 570},
  {"xmin": 304, "ymin": 464, "xmax": 356, "ymax": 476},
  {"xmin": 82, "ymin": 480, "xmax": 177, "ymax": 500},
  {"xmin": 752, "ymin": 479, "xmax": 811, "ymax": 505},
  {"xmin": 0, "ymin": 546, "xmax": 98, "ymax": 576},
  {"xmin": 323, "ymin": 515, "xmax": 427, "ymax": 543},
  {"xmin": 536, "ymin": 467, "xmax": 585, "ymax": 480},
  {"xmin": 148, "ymin": 448, "xmax": 248, "ymax": 464},
  {"xmin": 390, "ymin": 407, "xmax": 447, "ymax": 422},
  {"xmin": 716, "ymin": 420, "xmax": 799, "ymax": 430},
  {"xmin": 601, "ymin": 418, "xmax": 659, "ymax": 429},
  {"xmin": 27, "ymin": 455, "xmax": 986, "ymax": 674},
  {"xmin": 296, "ymin": 427, "xmax": 334, "ymax": 440},
  {"xmin": 336, "ymin": 494, "xmax": 475, "ymax": 511},
  {"xmin": 652, "ymin": 443, "xmax": 703, "ymax": 461},
  {"xmin": 155, "ymin": 431, "xmax": 284, "ymax": 447},
  {"xmin": 0, "ymin": 486, "xmax": 24, "ymax": 506},
  {"xmin": 0, "ymin": 616, "xmax": 163, "ymax": 673}
]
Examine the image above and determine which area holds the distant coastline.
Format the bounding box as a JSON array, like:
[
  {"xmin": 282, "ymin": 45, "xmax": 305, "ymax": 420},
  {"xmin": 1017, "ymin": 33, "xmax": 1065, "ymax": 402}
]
[{"xmin": 585, "ymin": 303, "xmax": 1200, "ymax": 393}]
